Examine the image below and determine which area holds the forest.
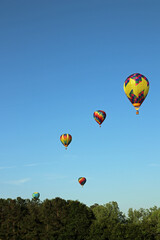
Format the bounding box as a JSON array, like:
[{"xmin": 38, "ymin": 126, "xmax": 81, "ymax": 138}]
[{"xmin": 0, "ymin": 197, "xmax": 160, "ymax": 240}]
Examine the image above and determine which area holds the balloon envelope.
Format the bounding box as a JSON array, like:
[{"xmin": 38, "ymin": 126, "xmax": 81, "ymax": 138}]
[
  {"xmin": 32, "ymin": 192, "xmax": 40, "ymax": 199},
  {"xmin": 60, "ymin": 134, "xmax": 72, "ymax": 148},
  {"xmin": 124, "ymin": 73, "xmax": 149, "ymax": 114},
  {"xmin": 78, "ymin": 177, "xmax": 86, "ymax": 186},
  {"xmin": 93, "ymin": 110, "xmax": 106, "ymax": 125}
]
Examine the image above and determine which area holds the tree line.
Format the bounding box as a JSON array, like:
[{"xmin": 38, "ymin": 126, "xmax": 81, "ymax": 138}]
[{"xmin": 0, "ymin": 197, "xmax": 160, "ymax": 240}]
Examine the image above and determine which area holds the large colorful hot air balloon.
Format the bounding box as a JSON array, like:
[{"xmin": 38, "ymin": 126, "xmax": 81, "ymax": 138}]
[
  {"xmin": 60, "ymin": 134, "xmax": 72, "ymax": 149},
  {"xmin": 32, "ymin": 192, "xmax": 40, "ymax": 200},
  {"xmin": 78, "ymin": 177, "xmax": 86, "ymax": 186},
  {"xmin": 124, "ymin": 73, "xmax": 149, "ymax": 115},
  {"xmin": 93, "ymin": 110, "xmax": 106, "ymax": 126}
]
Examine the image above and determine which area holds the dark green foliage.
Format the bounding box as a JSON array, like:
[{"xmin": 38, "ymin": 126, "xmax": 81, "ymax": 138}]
[
  {"xmin": 88, "ymin": 201, "xmax": 126, "ymax": 240},
  {"xmin": 0, "ymin": 197, "xmax": 93, "ymax": 240},
  {"xmin": 0, "ymin": 198, "xmax": 160, "ymax": 240},
  {"xmin": 64, "ymin": 200, "xmax": 94, "ymax": 240}
]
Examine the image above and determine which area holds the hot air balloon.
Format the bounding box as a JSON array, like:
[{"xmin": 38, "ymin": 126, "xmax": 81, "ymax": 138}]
[
  {"xmin": 124, "ymin": 73, "xmax": 149, "ymax": 115},
  {"xmin": 78, "ymin": 177, "xmax": 86, "ymax": 186},
  {"xmin": 93, "ymin": 110, "xmax": 106, "ymax": 127},
  {"xmin": 32, "ymin": 192, "xmax": 40, "ymax": 200},
  {"xmin": 60, "ymin": 134, "xmax": 72, "ymax": 149}
]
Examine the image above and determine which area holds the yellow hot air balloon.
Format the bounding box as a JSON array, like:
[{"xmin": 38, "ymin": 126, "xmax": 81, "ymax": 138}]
[
  {"xmin": 60, "ymin": 134, "xmax": 72, "ymax": 150},
  {"xmin": 124, "ymin": 73, "xmax": 149, "ymax": 114}
]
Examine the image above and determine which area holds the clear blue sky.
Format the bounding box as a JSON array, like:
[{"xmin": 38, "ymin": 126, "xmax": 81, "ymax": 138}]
[{"xmin": 0, "ymin": 0, "xmax": 160, "ymax": 214}]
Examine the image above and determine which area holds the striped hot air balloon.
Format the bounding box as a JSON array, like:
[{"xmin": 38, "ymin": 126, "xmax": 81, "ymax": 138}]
[
  {"xmin": 78, "ymin": 177, "xmax": 86, "ymax": 187},
  {"xmin": 60, "ymin": 134, "xmax": 72, "ymax": 149}
]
